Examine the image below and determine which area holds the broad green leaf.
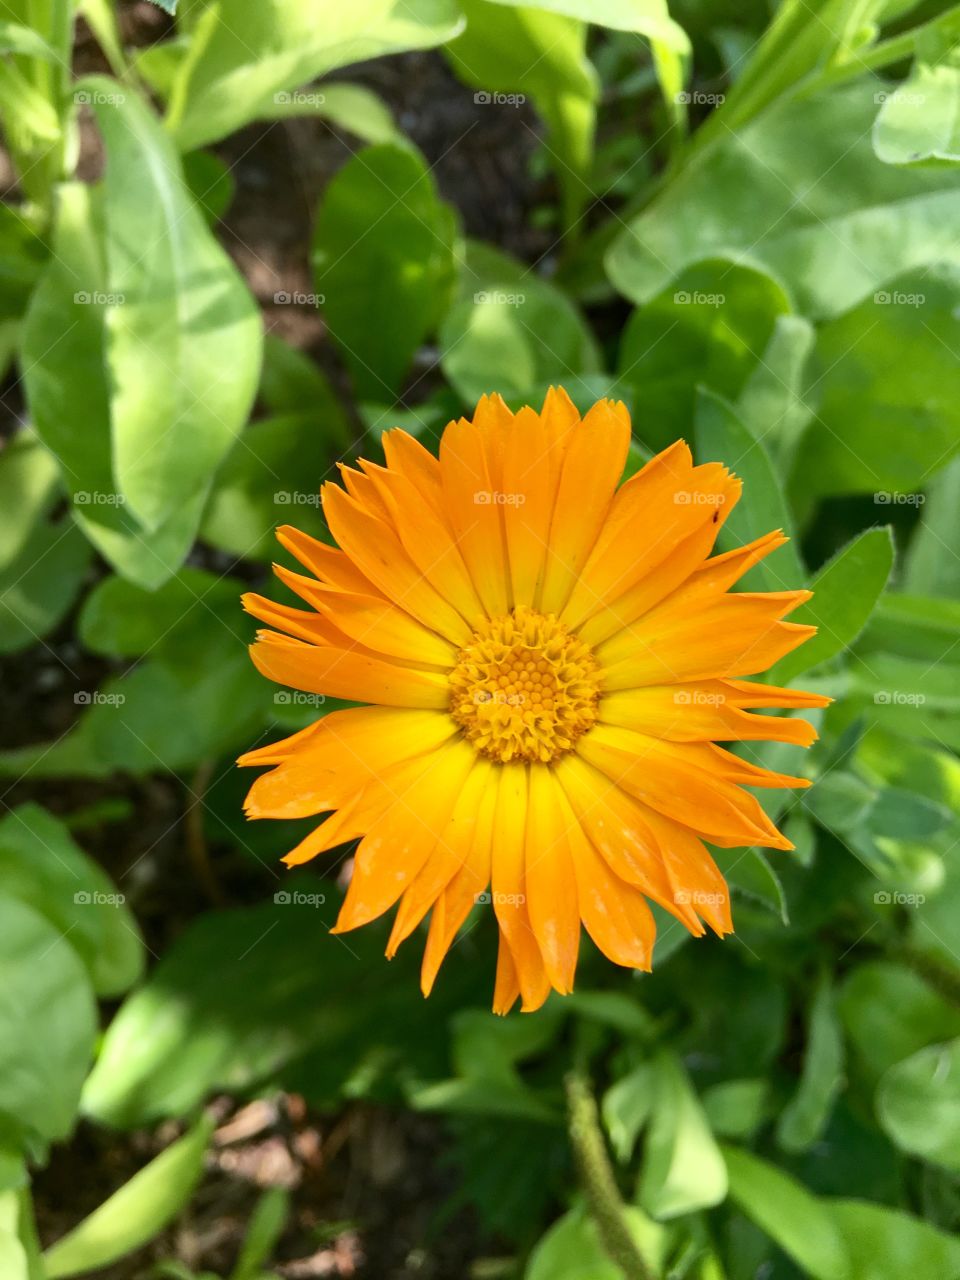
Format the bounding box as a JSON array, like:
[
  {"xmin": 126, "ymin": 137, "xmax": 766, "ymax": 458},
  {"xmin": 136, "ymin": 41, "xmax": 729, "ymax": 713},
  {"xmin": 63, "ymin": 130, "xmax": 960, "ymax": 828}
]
[
  {"xmin": 838, "ymin": 961, "xmax": 960, "ymax": 1091},
  {"xmin": 0, "ymin": 804, "xmax": 144, "ymax": 997},
  {"xmin": 725, "ymin": 848, "xmax": 788, "ymax": 923},
  {"xmin": 21, "ymin": 184, "xmax": 212, "ymax": 588},
  {"xmin": 481, "ymin": 0, "xmax": 690, "ymax": 127},
  {"xmin": 313, "ymin": 143, "xmax": 459, "ymax": 400},
  {"xmin": 801, "ymin": 265, "xmax": 960, "ymax": 495},
  {"xmin": 0, "ymin": 433, "xmax": 60, "ymax": 568},
  {"xmin": 439, "ymin": 242, "xmax": 600, "ymax": 405},
  {"xmin": 848, "ymin": 652, "xmax": 960, "ymax": 716},
  {"xmin": 525, "ymin": 1203, "xmax": 665, "ymax": 1280},
  {"xmin": 618, "ymin": 260, "xmax": 791, "ymax": 450},
  {"xmin": 182, "ymin": 148, "xmax": 236, "ymax": 224},
  {"xmin": 258, "ymin": 334, "xmax": 351, "ymax": 436},
  {"xmin": 694, "ymin": 388, "xmax": 803, "ymax": 590},
  {"xmin": 828, "ymin": 1199, "xmax": 960, "ymax": 1278},
  {"xmin": 166, "ymin": 0, "xmax": 464, "ymax": 151},
  {"xmin": 771, "ymin": 527, "xmax": 895, "ymax": 683},
  {"xmin": 701, "ymin": 1080, "xmax": 768, "ymax": 1139},
  {"xmin": 0, "ymin": 509, "xmax": 92, "ymax": 655},
  {"xmin": 0, "ymin": 203, "xmax": 47, "ymax": 321},
  {"xmin": 607, "ymin": 83, "xmax": 960, "ymax": 319},
  {"xmin": 877, "ymin": 1038, "xmax": 960, "ymax": 1171},
  {"xmin": 84, "ymin": 76, "xmax": 261, "ymax": 532},
  {"xmin": 0, "ymin": 896, "xmax": 97, "ymax": 1148},
  {"xmin": 602, "ymin": 1062, "xmax": 656, "ymax": 1161},
  {"xmin": 874, "ymin": 48, "xmax": 960, "ymax": 166},
  {"xmin": 81, "ymin": 899, "xmax": 476, "ymax": 1127},
  {"xmin": 79, "ymin": 567, "xmax": 244, "ymax": 664},
  {"xmin": 445, "ymin": 0, "xmax": 597, "ymax": 227},
  {"xmin": 44, "ymin": 1117, "xmax": 213, "ymax": 1278},
  {"xmin": 723, "ymin": 1146, "xmax": 852, "ymax": 1280},
  {"xmin": 735, "ymin": 314, "xmax": 815, "ymax": 469},
  {"xmin": 639, "ymin": 1052, "xmax": 727, "ymax": 1219},
  {"xmin": 860, "ymin": 593, "xmax": 960, "ymax": 666},
  {"xmin": 902, "ymin": 455, "xmax": 960, "ymax": 597},
  {"xmin": 201, "ymin": 414, "xmax": 334, "ymax": 561},
  {"xmin": 777, "ymin": 976, "xmax": 845, "ymax": 1152}
]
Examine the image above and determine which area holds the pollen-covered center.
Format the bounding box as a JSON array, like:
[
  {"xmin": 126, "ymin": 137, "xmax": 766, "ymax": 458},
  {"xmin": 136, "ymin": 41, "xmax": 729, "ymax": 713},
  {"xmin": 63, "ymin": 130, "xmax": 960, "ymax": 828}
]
[{"xmin": 449, "ymin": 606, "xmax": 602, "ymax": 764}]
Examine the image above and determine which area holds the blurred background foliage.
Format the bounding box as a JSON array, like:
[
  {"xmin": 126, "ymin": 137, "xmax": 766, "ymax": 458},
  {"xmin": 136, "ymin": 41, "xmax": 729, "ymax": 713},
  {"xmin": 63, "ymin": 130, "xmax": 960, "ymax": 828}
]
[{"xmin": 1, "ymin": 0, "xmax": 960, "ymax": 1276}]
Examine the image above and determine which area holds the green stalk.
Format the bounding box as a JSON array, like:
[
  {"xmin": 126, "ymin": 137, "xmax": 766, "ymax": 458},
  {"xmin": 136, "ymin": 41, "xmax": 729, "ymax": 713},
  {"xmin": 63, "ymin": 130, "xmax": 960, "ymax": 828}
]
[{"xmin": 565, "ymin": 1069, "xmax": 654, "ymax": 1280}]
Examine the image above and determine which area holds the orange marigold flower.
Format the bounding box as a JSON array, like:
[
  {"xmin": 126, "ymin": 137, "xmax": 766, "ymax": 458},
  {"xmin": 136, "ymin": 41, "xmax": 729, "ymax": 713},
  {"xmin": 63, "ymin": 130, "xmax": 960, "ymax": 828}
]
[{"xmin": 240, "ymin": 388, "xmax": 829, "ymax": 1014}]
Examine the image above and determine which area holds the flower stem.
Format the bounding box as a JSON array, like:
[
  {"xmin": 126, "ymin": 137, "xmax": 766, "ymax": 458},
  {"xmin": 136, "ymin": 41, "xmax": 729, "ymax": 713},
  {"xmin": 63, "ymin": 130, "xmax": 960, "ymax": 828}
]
[{"xmin": 564, "ymin": 1069, "xmax": 654, "ymax": 1280}]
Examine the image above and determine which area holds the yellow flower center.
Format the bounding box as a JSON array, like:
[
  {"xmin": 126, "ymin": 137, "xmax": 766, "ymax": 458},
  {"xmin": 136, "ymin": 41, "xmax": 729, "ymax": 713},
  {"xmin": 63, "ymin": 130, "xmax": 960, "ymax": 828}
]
[{"xmin": 449, "ymin": 607, "xmax": 602, "ymax": 764}]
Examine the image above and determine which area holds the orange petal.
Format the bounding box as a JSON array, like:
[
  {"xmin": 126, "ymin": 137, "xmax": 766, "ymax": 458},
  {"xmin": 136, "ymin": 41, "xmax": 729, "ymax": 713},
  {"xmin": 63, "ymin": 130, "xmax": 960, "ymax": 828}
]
[
  {"xmin": 525, "ymin": 765, "xmax": 580, "ymax": 994},
  {"xmin": 249, "ymin": 630, "xmax": 450, "ymax": 708},
  {"xmin": 491, "ymin": 765, "xmax": 552, "ymax": 1012}
]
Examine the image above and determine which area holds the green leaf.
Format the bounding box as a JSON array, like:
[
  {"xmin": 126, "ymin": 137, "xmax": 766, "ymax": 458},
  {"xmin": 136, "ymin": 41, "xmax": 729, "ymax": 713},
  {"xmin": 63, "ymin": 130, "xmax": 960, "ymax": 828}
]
[
  {"xmin": 694, "ymin": 387, "xmax": 804, "ymax": 590},
  {"xmin": 874, "ymin": 47, "xmax": 960, "ymax": 166},
  {"xmin": 439, "ymin": 242, "xmax": 600, "ymax": 405},
  {"xmin": 723, "ymin": 1146, "xmax": 852, "ymax": 1280},
  {"xmin": 877, "ymin": 1038, "xmax": 960, "ymax": 1171},
  {"xmin": 525, "ymin": 1203, "xmax": 665, "ymax": 1280},
  {"xmin": 81, "ymin": 899, "xmax": 472, "ymax": 1127},
  {"xmin": 607, "ymin": 83, "xmax": 960, "ymax": 319},
  {"xmin": 838, "ymin": 961, "xmax": 960, "ymax": 1092},
  {"xmin": 828, "ymin": 1199, "xmax": 960, "ymax": 1278},
  {"xmin": 21, "ymin": 185, "xmax": 213, "ymax": 588},
  {"xmin": 861, "ymin": 593, "xmax": 960, "ymax": 666},
  {"xmin": 800, "ymin": 265, "xmax": 960, "ymax": 495},
  {"xmin": 0, "ymin": 804, "xmax": 144, "ymax": 997},
  {"xmin": 725, "ymin": 848, "xmax": 789, "ymax": 923},
  {"xmin": 602, "ymin": 1062, "xmax": 656, "ymax": 1162},
  {"xmin": 771, "ymin": 527, "xmax": 895, "ymax": 683},
  {"xmin": 445, "ymin": 0, "xmax": 597, "ymax": 227},
  {"xmin": 639, "ymin": 1051, "xmax": 727, "ymax": 1219},
  {"xmin": 618, "ymin": 260, "xmax": 792, "ymax": 451},
  {"xmin": 83, "ymin": 76, "xmax": 261, "ymax": 532},
  {"xmin": 166, "ymin": 0, "xmax": 464, "ymax": 151},
  {"xmin": 44, "ymin": 1116, "xmax": 213, "ymax": 1278},
  {"xmin": 230, "ymin": 1188, "xmax": 289, "ymax": 1280},
  {"xmin": 777, "ymin": 975, "xmax": 845, "ymax": 1152},
  {"xmin": 902, "ymin": 455, "xmax": 960, "ymax": 597},
  {"xmin": 0, "ymin": 509, "xmax": 92, "ymax": 655},
  {"xmin": 701, "ymin": 1080, "xmax": 768, "ymax": 1140},
  {"xmin": 734, "ymin": 314, "xmax": 815, "ymax": 470},
  {"xmin": 0, "ymin": 896, "xmax": 97, "ymax": 1148},
  {"xmin": 0, "ymin": 202, "xmax": 48, "ymax": 321},
  {"xmin": 313, "ymin": 143, "xmax": 459, "ymax": 400}
]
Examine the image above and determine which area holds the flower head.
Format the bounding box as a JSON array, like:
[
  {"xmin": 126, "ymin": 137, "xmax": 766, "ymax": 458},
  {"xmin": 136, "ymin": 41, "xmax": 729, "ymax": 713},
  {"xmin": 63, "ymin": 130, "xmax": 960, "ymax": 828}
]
[{"xmin": 240, "ymin": 389, "xmax": 828, "ymax": 1013}]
